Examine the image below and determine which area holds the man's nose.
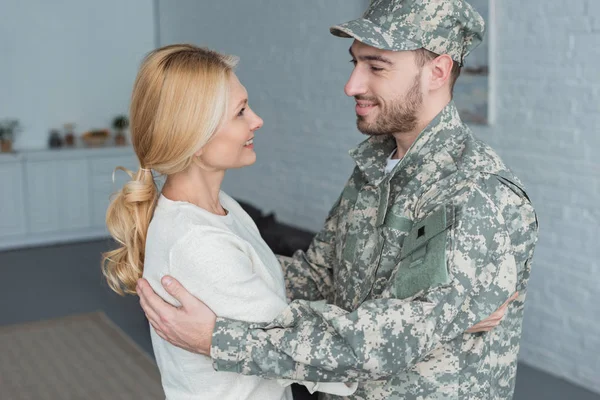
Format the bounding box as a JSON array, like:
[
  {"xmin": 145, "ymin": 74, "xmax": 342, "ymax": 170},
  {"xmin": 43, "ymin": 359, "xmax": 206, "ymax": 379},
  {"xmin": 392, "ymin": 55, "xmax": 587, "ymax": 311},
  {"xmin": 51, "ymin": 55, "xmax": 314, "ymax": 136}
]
[{"xmin": 344, "ymin": 68, "xmax": 367, "ymax": 97}]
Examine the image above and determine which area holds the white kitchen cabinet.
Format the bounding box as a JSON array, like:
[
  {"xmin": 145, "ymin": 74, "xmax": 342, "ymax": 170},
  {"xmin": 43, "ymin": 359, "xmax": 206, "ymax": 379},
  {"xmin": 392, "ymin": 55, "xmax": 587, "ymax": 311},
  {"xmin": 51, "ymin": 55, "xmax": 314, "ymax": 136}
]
[
  {"xmin": 61, "ymin": 159, "xmax": 92, "ymax": 230},
  {"xmin": 0, "ymin": 147, "xmax": 137, "ymax": 251},
  {"xmin": 25, "ymin": 160, "xmax": 61, "ymax": 234},
  {"xmin": 25, "ymin": 156, "xmax": 92, "ymax": 234},
  {"xmin": 0, "ymin": 158, "xmax": 27, "ymax": 238}
]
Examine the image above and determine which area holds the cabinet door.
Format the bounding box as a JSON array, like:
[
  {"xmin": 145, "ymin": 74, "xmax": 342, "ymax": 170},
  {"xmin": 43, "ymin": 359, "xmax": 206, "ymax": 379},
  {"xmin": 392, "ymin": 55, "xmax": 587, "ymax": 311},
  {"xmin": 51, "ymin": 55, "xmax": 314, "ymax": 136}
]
[
  {"xmin": 90, "ymin": 155, "xmax": 138, "ymax": 228},
  {"xmin": 25, "ymin": 159, "xmax": 92, "ymax": 234},
  {"xmin": 0, "ymin": 162, "xmax": 27, "ymax": 238},
  {"xmin": 25, "ymin": 160, "xmax": 61, "ymax": 234},
  {"xmin": 58, "ymin": 158, "xmax": 91, "ymax": 231}
]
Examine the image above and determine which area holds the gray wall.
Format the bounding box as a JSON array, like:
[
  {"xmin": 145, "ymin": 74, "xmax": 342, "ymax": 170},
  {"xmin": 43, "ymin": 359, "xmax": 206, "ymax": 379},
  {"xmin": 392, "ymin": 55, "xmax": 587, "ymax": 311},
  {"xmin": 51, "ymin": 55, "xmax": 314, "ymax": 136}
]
[
  {"xmin": 0, "ymin": 0, "xmax": 155, "ymax": 149},
  {"xmin": 161, "ymin": 0, "xmax": 599, "ymax": 394},
  {"xmin": 479, "ymin": 0, "xmax": 600, "ymax": 393}
]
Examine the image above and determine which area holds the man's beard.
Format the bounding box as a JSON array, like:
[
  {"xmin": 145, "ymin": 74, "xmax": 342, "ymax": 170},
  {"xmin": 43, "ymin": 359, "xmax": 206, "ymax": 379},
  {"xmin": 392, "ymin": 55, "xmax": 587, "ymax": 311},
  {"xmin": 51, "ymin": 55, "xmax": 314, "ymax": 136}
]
[{"xmin": 356, "ymin": 73, "xmax": 423, "ymax": 136}]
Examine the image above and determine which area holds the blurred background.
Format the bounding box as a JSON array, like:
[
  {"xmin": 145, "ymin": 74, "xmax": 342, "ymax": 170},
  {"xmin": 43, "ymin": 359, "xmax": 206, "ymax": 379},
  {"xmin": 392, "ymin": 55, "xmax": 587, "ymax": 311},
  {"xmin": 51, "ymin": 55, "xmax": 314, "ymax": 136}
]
[{"xmin": 0, "ymin": 0, "xmax": 598, "ymax": 399}]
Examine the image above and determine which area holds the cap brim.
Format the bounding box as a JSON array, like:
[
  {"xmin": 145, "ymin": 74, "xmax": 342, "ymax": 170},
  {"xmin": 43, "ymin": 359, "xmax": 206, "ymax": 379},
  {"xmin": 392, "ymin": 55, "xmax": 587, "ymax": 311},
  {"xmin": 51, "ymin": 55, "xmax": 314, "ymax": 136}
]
[{"xmin": 330, "ymin": 18, "xmax": 420, "ymax": 52}]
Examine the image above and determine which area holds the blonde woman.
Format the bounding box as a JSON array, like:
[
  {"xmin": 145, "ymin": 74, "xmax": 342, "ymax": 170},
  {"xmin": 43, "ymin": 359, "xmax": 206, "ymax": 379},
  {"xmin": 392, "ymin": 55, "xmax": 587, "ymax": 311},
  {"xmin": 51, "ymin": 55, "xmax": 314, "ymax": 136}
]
[{"xmin": 101, "ymin": 44, "xmax": 355, "ymax": 400}]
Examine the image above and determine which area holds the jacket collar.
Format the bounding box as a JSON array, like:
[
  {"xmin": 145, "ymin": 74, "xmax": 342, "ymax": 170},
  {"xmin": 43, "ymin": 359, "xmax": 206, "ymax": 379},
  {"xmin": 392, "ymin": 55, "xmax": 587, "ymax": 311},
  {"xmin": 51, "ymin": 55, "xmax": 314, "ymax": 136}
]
[{"xmin": 349, "ymin": 101, "xmax": 465, "ymax": 186}]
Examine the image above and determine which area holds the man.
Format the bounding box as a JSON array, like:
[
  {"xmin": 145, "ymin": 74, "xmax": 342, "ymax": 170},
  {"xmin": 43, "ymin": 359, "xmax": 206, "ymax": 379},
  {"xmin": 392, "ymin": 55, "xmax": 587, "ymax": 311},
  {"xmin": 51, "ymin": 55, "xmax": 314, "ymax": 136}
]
[{"xmin": 137, "ymin": 0, "xmax": 538, "ymax": 398}]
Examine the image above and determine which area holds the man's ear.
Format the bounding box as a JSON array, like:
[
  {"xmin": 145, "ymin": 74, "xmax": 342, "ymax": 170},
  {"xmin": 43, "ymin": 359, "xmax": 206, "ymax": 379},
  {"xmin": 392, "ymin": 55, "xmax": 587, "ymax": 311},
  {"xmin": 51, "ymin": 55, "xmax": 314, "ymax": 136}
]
[{"xmin": 428, "ymin": 54, "xmax": 454, "ymax": 91}]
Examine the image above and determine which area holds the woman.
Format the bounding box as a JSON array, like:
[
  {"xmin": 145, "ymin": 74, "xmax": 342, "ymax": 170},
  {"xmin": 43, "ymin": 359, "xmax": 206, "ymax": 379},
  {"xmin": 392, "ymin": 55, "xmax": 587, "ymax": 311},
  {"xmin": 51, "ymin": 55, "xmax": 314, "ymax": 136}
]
[{"xmin": 101, "ymin": 44, "xmax": 356, "ymax": 399}]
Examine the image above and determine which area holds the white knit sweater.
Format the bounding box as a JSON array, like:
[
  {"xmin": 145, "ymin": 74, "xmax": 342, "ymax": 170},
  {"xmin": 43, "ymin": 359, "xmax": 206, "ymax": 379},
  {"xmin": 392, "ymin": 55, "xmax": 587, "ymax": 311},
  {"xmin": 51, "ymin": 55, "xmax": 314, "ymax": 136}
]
[{"xmin": 142, "ymin": 192, "xmax": 355, "ymax": 400}]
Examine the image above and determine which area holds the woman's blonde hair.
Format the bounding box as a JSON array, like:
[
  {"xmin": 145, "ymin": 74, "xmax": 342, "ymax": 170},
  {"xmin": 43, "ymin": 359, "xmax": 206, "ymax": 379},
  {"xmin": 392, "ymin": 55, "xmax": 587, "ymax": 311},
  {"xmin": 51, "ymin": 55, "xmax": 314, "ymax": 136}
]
[{"xmin": 102, "ymin": 44, "xmax": 238, "ymax": 295}]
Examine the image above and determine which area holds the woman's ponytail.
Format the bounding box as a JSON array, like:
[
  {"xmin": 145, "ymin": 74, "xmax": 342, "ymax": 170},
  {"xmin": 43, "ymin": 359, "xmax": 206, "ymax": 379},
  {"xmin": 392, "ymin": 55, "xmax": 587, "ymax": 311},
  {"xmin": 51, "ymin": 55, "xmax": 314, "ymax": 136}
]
[{"xmin": 101, "ymin": 168, "xmax": 158, "ymax": 295}]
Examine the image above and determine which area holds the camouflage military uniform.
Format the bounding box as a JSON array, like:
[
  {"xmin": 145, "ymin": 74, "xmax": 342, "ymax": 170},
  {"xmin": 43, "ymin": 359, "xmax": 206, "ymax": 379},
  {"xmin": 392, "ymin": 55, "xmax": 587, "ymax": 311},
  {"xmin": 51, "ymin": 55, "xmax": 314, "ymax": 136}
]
[
  {"xmin": 211, "ymin": 0, "xmax": 538, "ymax": 399},
  {"xmin": 211, "ymin": 102, "xmax": 538, "ymax": 399}
]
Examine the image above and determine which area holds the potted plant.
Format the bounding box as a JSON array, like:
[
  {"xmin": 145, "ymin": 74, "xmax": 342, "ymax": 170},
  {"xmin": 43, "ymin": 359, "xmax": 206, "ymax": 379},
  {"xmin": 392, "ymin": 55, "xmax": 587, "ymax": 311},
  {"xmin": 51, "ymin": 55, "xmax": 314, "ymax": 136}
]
[
  {"xmin": 112, "ymin": 115, "xmax": 129, "ymax": 146},
  {"xmin": 0, "ymin": 119, "xmax": 21, "ymax": 153}
]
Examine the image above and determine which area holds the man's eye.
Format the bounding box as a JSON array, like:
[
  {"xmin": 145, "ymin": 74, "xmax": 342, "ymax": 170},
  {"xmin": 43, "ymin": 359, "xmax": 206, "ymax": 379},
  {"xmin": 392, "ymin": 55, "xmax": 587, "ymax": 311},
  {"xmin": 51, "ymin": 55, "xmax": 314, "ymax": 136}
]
[
  {"xmin": 370, "ymin": 66, "xmax": 384, "ymax": 72},
  {"xmin": 237, "ymin": 107, "xmax": 246, "ymax": 117},
  {"xmin": 349, "ymin": 59, "xmax": 357, "ymax": 66}
]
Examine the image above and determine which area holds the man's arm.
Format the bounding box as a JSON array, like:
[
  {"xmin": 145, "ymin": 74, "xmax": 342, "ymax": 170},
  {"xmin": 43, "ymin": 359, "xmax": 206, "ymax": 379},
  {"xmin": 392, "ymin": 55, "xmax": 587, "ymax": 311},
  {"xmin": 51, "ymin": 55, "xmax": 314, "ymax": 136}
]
[
  {"xmin": 279, "ymin": 168, "xmax": 365, "ymax": 302},
  {"xmin": 277, "ymin": 191, "xmax": 344, "ymax": 303},
  {"xmin": 208, "ymin": 182, "xmax": 531, "ymax": 382},
  {"xmin": 138, "ymin": 180, "xmax": 532, "ymax": 381}
]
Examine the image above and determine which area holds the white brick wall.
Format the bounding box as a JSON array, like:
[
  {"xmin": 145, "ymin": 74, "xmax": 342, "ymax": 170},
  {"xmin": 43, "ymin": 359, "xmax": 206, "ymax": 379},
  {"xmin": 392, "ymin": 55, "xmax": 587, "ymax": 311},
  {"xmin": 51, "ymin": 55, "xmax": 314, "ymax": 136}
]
[
  {"xmin": 476, "ymin": 0, "xmax": 600, "ymax": 393},
  {"xmin": 159, "ymin": 0, "xmax": 600, "ymax": 393}
]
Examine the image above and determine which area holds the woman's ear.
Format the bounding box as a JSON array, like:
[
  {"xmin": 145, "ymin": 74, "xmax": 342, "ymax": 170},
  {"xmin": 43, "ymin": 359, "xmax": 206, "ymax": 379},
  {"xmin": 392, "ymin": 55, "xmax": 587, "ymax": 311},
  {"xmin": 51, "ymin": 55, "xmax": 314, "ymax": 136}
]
[{"xmin": 429, "ymin": 54, "xmax": 454, "ymax": 91}]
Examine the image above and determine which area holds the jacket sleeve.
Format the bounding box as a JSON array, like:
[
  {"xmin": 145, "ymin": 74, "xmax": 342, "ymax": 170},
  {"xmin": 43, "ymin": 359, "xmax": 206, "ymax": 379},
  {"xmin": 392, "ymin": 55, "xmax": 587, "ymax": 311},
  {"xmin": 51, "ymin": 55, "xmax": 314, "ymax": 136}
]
[
  {"xmin": 276, "ymin": 192, "xmax": 343, "ymax": 303},
  {"xmin": 210, "ymin": 182, "xmax": 534, "ymax": 381}
]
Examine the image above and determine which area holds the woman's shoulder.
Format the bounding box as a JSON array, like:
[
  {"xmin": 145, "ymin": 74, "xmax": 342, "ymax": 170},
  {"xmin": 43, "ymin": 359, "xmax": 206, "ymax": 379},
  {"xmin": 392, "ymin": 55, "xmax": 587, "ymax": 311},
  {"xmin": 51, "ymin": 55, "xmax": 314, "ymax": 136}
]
[
  {"xmin": 218, "ymin": 191, "xmax": 244, "ymax": 214},
  {"xmin": 155, "ymin": 195, "xmax": 238, "ymax": 233},
  {"xmin": 167, "ymin": 224, "xmax": 257, "ymax": 282},
  {"xmin": 219, "ymin": 191, "xmax": 261, "ymax": 232},
  {"xmin": 148, "ymin": 200, "xmax": 240, "ymax": 253},
  {"xmin": 171, "ymin": 223, "xmax": 250, "ymax": 258}
]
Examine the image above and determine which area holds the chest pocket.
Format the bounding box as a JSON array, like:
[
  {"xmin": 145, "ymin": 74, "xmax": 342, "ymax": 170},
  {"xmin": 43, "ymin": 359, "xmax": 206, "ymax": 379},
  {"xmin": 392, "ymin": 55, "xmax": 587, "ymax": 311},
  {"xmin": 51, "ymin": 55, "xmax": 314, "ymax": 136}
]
[{"xmin": 393, "ymin": 206, "xmax": 456, "ymax": 300}]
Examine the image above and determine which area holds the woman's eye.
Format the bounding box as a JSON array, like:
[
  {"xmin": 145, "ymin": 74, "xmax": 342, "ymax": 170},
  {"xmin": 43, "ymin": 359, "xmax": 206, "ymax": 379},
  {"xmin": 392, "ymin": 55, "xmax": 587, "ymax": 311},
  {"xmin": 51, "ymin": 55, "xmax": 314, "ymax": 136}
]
[
  {"xmin": 349, "ymin": 59, "xmax": 357, "ymax": 66},
  {"xmin": 370, "ymin": 66, "xmax": 383, "ymax": 72},
  {"xmin": 237, "ymin": 107, "xmax": 246, "ymax": 117}
]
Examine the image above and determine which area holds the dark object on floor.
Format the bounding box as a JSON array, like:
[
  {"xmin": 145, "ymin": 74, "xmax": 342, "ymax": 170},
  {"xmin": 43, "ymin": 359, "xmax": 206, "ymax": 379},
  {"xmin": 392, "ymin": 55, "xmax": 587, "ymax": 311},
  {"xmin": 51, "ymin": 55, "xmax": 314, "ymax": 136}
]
[{"xmin": 236, "ymin": 199, "xmax": 315, "ymax": 257}]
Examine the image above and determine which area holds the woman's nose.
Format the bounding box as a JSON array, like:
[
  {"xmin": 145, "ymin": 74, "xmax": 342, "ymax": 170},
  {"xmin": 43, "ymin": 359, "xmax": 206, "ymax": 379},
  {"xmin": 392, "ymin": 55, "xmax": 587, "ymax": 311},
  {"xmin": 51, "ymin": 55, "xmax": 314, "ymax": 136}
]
[{"xmin": 251, "ymin": 109, "xmax": 263, "ymax": 131}]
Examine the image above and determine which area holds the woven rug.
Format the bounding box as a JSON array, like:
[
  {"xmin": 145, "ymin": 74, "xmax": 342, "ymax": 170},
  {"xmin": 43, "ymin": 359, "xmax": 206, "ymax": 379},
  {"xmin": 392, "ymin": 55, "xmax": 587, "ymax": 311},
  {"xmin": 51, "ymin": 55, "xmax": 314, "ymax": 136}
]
[{"xmin": 0, "ymin": 312, "xmax": 165, "ymax": 399}]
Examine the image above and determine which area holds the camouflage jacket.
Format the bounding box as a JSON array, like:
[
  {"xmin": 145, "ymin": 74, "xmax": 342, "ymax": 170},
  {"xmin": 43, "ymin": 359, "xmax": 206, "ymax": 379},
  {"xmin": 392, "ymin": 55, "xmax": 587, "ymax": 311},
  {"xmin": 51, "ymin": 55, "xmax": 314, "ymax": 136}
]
[{"xmin": 211, "ymin": 102, "xmax": 538, "ymax": 399}]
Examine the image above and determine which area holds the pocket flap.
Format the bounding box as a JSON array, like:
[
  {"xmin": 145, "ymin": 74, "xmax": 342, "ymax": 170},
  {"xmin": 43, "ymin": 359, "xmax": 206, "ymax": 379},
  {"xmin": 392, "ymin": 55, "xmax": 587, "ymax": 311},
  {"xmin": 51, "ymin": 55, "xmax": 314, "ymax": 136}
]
[{"xmin": 401, "ymin": 206, "xmax": 455, "ymax": 260}]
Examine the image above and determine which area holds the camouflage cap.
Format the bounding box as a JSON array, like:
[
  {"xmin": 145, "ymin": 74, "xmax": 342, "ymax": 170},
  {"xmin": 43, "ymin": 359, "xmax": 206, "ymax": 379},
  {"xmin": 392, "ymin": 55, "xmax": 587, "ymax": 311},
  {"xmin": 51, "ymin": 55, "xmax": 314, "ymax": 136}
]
[{"xmin": 330, "ymin": 0, "xmax": 485, "ymax": 66}]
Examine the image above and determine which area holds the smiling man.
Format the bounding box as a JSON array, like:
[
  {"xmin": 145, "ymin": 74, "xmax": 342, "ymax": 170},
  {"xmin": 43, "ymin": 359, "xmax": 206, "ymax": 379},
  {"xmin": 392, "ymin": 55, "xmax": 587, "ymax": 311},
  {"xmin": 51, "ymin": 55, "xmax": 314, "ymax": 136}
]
[{"xmin": 136, "ymin": 0, "xmax": 538, "ymax": 398}]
